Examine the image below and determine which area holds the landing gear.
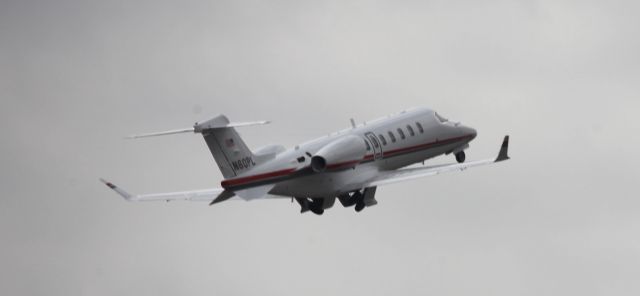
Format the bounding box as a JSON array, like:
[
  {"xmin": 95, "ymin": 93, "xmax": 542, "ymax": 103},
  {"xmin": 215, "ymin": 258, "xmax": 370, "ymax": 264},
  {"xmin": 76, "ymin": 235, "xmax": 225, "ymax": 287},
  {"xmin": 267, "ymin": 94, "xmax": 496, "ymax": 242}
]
[
  {"xmin": 338, "ymin": 191, "xmax": 361, "ymax": 207},
  {"xmin": 455, "ymin": 151, "xmax": 466, "ymax": 163},
  {"xmin": 295, "ymin": 197, "xmax": 309, "ymax": 214},
  {"xmin": 295, "ymin": 197, "xmax": 326, "ymax": 215},
  {"xmin": 296, "ymin": 188, "xmax": 377, "ymax": 215},
  {"xmin": 338, "ymin": 187, "xmax": 377, "ymax": 213},
  {"xmin": 309, "ymin": 198, "xmax": 324, "ymax": 215},
  {"xmin": 355, "ymin": 200, "xmax": 366, "ymax": 212}
]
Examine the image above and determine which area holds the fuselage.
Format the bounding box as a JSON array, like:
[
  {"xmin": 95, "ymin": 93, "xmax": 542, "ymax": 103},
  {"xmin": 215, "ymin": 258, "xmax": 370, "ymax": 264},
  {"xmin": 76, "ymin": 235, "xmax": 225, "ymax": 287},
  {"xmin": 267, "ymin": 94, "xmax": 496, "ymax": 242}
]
[{"xmin": 221, "ymin": 107, "xmax": 477, "ymax": 198}]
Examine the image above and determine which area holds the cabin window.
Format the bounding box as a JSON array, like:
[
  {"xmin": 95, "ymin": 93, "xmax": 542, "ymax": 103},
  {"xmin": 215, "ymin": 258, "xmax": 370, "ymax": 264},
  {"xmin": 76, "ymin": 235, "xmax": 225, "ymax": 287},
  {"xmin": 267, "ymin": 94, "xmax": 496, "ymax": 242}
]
[
  {"xmin": 416, "ymin": 122, "xmax": 424, "ymax": 133},
  {"xmin": 297, "ymin": 156, "xmax": 305, "ymax": 163},
  {"xmin": 388, "ymin": 131, "xmax": 396, "ymax": 143},
  {"xmin": 397, "ymin": 128, "xmax": 406, "ymax": 140},
  {"xmin": 406, "ymin": 125, "xmax": 415, "ymax": 136},
  {"xmin": 379, "ymin": 134, "xmax": 387, "ymax": 145},
  {"xmin": 364, "ymin": 139, "xmax": 371, "ymax": 151}
]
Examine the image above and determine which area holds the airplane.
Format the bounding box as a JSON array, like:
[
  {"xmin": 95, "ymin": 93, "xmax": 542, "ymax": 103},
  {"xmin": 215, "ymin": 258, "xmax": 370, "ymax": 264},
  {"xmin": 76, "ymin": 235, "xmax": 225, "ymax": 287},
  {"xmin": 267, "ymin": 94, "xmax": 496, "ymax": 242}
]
[{"xmin": 101, "ymin": 107, "xmax": 510, "ymax": 215}]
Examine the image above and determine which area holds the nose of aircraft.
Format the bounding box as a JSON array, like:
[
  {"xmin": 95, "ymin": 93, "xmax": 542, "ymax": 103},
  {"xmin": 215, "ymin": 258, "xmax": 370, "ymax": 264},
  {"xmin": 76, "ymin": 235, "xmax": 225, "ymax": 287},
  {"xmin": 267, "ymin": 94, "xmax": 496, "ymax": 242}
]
[{"xmin": 462, "ymin": 125, "xmax": 477, "ymax": 140}]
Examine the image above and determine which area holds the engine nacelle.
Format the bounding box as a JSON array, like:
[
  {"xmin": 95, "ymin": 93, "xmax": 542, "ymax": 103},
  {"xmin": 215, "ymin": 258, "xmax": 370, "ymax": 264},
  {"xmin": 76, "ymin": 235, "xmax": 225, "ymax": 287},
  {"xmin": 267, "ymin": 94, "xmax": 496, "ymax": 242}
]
[{"xmin": 310, "ymin": 135, "xmax": 367, "ymax": 172}]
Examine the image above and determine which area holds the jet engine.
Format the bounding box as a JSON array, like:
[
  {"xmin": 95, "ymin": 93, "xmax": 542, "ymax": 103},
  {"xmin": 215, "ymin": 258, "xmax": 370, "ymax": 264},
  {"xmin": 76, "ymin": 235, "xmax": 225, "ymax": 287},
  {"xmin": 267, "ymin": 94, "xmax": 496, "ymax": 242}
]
[{"xmin": 310, "ymin": 135, "xmax": 367, "ymax": 172}]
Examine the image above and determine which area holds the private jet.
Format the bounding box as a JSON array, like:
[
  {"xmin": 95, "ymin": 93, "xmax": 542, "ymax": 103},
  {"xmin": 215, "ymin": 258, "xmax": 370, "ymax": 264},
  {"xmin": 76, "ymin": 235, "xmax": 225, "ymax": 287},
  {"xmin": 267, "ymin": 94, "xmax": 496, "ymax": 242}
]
[{"xmin": 101, "ymin": 107, "xmax": 510, "ymax": 215}]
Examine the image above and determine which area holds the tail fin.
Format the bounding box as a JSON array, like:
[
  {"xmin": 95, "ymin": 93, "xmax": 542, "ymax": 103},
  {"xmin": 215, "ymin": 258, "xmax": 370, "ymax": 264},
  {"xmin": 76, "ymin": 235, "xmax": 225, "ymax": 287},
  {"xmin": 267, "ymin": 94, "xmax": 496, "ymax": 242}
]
[
  {"xmin": 126, "ymin": 115, "xmax": 269, "ymax": 179},
  {"xmin": 194, "ymin": 115, "xmax": 264, "ymax": 178}
]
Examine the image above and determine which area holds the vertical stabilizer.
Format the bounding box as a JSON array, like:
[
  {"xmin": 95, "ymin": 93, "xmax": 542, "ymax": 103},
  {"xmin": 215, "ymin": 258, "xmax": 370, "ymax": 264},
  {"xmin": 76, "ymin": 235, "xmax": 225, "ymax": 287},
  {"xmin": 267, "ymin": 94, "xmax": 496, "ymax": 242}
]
[{"xmin": 194, "ymin": 115, "xmax": 258, "ymax": 178}]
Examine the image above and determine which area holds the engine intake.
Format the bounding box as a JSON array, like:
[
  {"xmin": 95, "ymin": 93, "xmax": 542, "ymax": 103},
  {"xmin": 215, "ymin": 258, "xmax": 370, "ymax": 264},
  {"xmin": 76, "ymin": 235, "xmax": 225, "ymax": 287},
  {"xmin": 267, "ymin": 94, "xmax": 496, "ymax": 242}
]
[
  {"xmin": 310, "ymin": 135, "xmax": 367, "ymax": 172},
  {"xmin": 310, "ymin": 156, "xmax": 327, "ymax": 172}
]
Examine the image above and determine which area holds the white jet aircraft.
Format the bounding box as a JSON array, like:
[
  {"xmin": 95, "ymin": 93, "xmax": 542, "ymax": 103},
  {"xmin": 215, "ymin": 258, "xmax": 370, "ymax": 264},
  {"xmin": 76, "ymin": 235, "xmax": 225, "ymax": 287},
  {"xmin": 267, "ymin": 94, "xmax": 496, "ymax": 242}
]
[{"xmin": 101, "ymin": 107, "xmax": 510, "ymax": 215}]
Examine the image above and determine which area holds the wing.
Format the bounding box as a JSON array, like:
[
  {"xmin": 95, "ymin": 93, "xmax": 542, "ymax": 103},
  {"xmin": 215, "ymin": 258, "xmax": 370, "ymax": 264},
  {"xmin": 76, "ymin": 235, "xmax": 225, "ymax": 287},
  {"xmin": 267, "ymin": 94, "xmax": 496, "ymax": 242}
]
[
  {"xmin": 99, "ymin": 178, "xmax": 227, "ymax": 202},
  {"xmin": 365, "ymin": 136, "xmax": 510, "ymax": 187}
]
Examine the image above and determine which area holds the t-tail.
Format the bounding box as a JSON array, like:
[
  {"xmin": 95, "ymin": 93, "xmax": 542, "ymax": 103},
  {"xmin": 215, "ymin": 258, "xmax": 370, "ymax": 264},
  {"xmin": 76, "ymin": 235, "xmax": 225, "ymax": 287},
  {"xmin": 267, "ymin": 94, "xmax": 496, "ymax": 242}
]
[
  {"xmin": 126, "ymin": 115, "xmax": 269, "ymax": 179},
  {"xmin": 194, "ymin": 115, "xmax": 260, "ymax": 178}
]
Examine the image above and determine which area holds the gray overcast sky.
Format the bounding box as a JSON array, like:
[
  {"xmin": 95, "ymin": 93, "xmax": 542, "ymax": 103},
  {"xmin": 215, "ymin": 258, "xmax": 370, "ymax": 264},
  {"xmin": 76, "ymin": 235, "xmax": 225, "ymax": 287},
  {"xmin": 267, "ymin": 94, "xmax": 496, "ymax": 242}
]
[{"xmin": 1, "ymin": 0, "xmax": 639, "ymax": 295}]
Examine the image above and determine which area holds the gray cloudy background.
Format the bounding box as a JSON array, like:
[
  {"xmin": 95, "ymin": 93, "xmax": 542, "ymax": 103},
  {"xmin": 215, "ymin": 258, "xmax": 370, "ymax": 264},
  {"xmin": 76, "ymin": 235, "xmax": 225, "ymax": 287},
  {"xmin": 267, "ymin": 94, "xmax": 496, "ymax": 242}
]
[{"xmin": 1, "ymin": 0, "xmax": 639, "ymax": 295}]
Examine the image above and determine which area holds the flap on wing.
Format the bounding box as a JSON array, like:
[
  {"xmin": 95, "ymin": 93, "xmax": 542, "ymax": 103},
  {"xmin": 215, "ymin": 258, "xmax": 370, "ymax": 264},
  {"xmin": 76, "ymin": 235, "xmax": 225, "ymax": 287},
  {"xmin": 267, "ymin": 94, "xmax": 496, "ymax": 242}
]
[
  {"xmin": 365, "ymin": 159, "xmax": 494, "ymax": 187},
  {"xmin": 234, "ymin": 184, "xmax": 275, "ymax": 200},
  {"xmin": 209, "ymin": 190, "xmax": 236, "ymax": 205}
]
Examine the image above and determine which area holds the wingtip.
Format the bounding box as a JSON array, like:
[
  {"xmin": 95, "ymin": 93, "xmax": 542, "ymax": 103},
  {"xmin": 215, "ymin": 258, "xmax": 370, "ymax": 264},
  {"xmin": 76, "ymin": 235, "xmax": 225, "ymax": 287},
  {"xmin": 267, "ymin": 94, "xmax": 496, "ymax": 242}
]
[
  {"xmin": 99, "ymin": 178, "xmax": 116, "ymax": 189},
  {"xmin": 99, "ymin": 178, "xmax": 133, "ymax": 200},
  {"xmin": 495, "ymin": 135, "xmax": 510, "ymax": 162}
]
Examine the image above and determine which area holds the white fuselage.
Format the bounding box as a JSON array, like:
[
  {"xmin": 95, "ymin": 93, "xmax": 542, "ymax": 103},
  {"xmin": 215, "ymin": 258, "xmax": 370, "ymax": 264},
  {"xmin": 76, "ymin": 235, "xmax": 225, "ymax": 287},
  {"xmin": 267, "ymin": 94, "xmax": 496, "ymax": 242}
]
[{"xmin": 220, "ymin": 108, "xmax": 477, "ymax": 198}]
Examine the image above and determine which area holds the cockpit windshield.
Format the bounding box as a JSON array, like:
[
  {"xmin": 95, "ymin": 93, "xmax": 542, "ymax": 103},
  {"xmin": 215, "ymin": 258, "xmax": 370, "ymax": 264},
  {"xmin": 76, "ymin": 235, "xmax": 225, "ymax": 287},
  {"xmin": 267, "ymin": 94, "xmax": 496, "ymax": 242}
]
[{"xmin": 435, "ymin": 112, "xmax": 448, "ymax": 123}]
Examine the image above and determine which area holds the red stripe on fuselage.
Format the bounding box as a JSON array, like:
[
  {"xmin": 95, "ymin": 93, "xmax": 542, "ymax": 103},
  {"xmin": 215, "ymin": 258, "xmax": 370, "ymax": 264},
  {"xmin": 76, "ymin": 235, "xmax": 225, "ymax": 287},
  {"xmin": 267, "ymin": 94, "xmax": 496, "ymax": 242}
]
[
  {"xmin": 326, "ymin": 159, "xmax": 362, "ymax": 170},
  {"xmin": 221, "ymin": 134, "xmax": 472, "ymax": 189},
  {"xmin": 382, "ymin": 135, "xmax": 470, "ymax": 157},
  {"xmin": 221, "ymin": 167, "xmax": 297, "ymax": 188}
]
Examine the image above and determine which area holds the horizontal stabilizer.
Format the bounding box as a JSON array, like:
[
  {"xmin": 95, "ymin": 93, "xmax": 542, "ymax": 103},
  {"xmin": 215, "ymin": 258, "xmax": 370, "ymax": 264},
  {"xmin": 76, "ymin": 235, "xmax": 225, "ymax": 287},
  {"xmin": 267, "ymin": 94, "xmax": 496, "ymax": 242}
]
[
  {"xmin": 126, "ymin": 116, "xmax": 269, "ymax": 139},
  {"xmin": 226, "ymin": 121, "xmax": 271, "ymax": 128},
  {"xmin": 126, "ymin": 128, "xmax": 195, "ymax": 139},
  {"xmin": 194, "ymin": 117, "xmax": 269, "ymax": 132}
]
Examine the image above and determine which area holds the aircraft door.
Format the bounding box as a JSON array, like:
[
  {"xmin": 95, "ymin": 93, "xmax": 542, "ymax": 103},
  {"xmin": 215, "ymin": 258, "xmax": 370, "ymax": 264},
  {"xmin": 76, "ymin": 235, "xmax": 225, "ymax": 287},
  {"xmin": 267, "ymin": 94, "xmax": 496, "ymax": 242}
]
[{"xmin": 365, "ymin": 132, "xmax": 383, "ymax": 160}]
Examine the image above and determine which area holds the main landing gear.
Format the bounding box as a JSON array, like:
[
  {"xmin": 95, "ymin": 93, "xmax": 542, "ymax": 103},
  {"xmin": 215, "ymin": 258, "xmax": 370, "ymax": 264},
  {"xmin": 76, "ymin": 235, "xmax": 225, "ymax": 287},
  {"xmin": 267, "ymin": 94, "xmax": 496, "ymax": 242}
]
[
  {"xmin": 295, "ymin": 197, "xmax": 325, "ymax": 215},
  {"xmin": 338, "ymin": 191, "xmax": 365, "ymax": 212},
  {"xmin": 455, "ymin": 151, "xmax": 466, "ymax": 163},
  {"xmin": 295, "ymin": 187, "xmax": 378, "ymax": 215},
  {"xmin": 338, "ymin": 187, "xmax": 377, "ymax": 213}
]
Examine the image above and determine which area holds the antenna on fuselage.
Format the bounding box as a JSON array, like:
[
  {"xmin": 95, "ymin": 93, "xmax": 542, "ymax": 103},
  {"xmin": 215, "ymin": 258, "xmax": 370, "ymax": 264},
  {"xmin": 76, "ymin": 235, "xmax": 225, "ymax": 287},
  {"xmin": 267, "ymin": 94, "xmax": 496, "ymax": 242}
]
[{"xmin": 350, "ymin": 118, "xmax": 356, "ymax": 128}]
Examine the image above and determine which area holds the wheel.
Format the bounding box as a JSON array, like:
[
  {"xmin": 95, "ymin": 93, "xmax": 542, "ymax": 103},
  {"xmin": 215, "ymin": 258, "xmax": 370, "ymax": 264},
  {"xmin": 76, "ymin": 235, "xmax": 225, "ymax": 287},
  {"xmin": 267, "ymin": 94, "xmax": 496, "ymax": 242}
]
[
  {"xmin": 339, "ymin": 192, "xmax": 360, "ymax": 207},
  {"xmin": 295, "ymin": 197, "xmax": 309, "ymax": 213},
  {"xmin": 310, "ymin": 208, "xmax": 324, "ymax": 215},
  {"xmin": 309, "ymin": 198, "xmax": 324, "ymax": 215},
  {"xmin": 355, "ymin": 201, "xmax": 365, "ymax": 212},
  {"xmin": 455, "ymin": 151, "xmax": 466, "ymax": 163}
]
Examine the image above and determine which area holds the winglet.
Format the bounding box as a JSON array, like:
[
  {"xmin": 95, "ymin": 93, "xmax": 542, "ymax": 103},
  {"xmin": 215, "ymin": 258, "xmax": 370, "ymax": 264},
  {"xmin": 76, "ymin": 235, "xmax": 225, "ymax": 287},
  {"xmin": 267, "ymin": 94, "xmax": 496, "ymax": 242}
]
[
  {"xmin": 99, "ymin": 178, "xmax": 135, "ymax": 201},
  {"xmin": 495, "ymin": 135, "xmax": 510, "ymax": 162}
]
